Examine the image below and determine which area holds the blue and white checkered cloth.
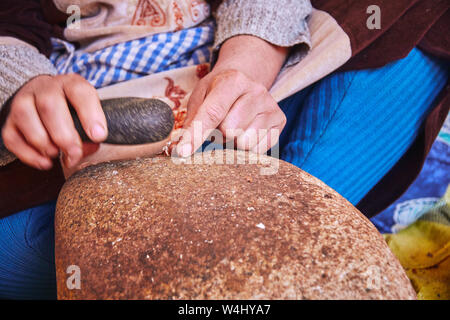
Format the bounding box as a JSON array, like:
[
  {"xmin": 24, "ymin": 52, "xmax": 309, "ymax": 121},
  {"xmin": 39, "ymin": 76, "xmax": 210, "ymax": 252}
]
[{"xmin": 50, "ymin": 19, "xmax": 215, "ymax": 89}]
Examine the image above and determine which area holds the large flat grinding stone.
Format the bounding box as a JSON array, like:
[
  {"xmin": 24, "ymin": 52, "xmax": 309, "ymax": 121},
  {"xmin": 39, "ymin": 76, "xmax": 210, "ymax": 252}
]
[{"xmin": 55, "ymin": 150, "xmax": 416, "ymax": 299}]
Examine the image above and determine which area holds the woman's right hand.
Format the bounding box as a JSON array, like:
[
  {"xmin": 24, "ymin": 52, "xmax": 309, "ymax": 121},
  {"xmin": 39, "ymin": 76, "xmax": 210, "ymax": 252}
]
[{"xmin": 1, "ymin": 73, "xmax": 108, "ymax": 170}]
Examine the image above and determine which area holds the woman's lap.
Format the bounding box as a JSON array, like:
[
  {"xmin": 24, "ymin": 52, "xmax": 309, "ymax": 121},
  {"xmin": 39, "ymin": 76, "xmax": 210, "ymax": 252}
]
[
  {"xmin": 279, "ymin": 47, "xmax": 449, "ymax": 205},
  {"xmin": 1, "ymin": 48, "xmax": 448, "ymax": 299},
  {"xmin": 0, "ymin": 201, "xmax": 57, "ymax": 299}
]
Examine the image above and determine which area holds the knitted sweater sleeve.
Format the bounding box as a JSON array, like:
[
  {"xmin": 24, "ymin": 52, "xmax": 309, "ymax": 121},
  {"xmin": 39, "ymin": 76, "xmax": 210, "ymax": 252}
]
[{"xmin": 212, "ymin": 0, "xmax": 312, "ymax": 67}]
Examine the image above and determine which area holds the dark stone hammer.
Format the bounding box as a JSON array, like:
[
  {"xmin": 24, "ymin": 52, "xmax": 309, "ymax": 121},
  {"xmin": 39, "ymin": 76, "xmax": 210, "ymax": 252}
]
[{"xmin": 70, "ymin": 97, "xmax": 174, "ymax": 145}]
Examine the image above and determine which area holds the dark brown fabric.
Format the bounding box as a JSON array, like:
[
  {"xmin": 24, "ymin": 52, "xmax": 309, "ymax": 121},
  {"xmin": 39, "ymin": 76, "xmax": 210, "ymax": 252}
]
[
  {"xmin": 357, "ymin": 82, "xmax": 450, "ymax": 217},
  {"xmin": 341, "ymin": 1, "xmax": 449, "ymax": 71},
  {"xmin": 418, "ymin": 10, "xmax": 450, "ymax": 60},
  {"xmin": 311, "ymin": 0, "xmax": 449, "ymax": 71},
  {"xmin": 40, "ymin": 0, "xmax": 69, "ymax": 25},
  {"xmin": 0, "ymin": 160, "xmax": 65, "ymax": 219},
  {"xmin": 0, "ymin": 0, "xmax": 62, "ymax": 57},
  {"xmin": 311, "ymin": 0, "xmax": 420, "ymax": 58}
]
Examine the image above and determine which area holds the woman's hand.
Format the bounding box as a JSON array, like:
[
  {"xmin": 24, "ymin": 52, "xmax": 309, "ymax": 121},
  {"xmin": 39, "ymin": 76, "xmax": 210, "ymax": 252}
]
[
  {"xmin": 1, "ymin": 73, "xmax": 107, "ymax": 170},
  {"xmin": 176, "ymin": 35, "xmax": 288, "ymax": 157}
]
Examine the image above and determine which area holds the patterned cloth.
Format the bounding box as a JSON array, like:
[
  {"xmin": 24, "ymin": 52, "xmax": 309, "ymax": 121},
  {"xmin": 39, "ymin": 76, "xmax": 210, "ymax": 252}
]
[
  {"xmin": 59, "ymin": 0, "xmax": 212, "ymax": 52},
  {"xmin": 50, "ymin": 19, "xmax": 214, "ymax": 89},
  {"xmin": 371, "ymin": 114, "xmax": 450, "ymax": 233},
  {"xmin": 383, "ymin": 185, "xmax": 450, "ymax": 299}
]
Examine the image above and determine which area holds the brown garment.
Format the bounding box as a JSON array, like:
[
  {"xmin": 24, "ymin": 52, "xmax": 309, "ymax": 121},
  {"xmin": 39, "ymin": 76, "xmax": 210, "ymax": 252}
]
[
  {"xmin": 311, "ymin": 0, "xmax": 450, "ymax": 216},
  {"xmin": 0, "ymin": 0, "xmax": 63, "ymax": 57},
  {"xmin": 0, "ymin": 0, "xmax": 449, "ymax": 218},
  {"xmin": 0, "ymin": 159, "xmax": 65, "ymax": 215}
]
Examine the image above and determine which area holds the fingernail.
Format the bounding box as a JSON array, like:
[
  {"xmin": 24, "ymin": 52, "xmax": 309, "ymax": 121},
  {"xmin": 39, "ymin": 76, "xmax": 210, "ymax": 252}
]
[
  {"xmin": 178, "ymin": 143, "xmax": 192, "ymax": 158},
  {"xmin": 91, "ymin": 124, "xmax": 106, "ymax": 141},
  {"xmin": 39, "ymin": 158, "xmax": 52, "ymax": 170}
]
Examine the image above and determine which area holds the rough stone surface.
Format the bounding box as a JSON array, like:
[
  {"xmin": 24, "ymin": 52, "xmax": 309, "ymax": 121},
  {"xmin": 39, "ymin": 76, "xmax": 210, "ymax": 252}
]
[{"xmin": 55, "ymin": 150, "xmax": 416, "ymax": 300}]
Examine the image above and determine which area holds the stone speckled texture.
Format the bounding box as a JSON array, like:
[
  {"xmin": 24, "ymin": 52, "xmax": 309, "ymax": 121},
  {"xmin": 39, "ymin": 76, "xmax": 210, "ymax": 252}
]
[
  {"xmin": 55, "ymin": 150, "xmax": 416, "ymax": 300},
  {"xmin": 70, "ymin": 97, "xmax": 174, "ymax": 145}
]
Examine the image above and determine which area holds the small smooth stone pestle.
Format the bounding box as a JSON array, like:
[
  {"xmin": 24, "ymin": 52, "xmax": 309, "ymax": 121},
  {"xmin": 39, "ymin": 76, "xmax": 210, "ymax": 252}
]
[{"xmin": 69, "ymin": 97, "xmax": 174, "ymax": 145}]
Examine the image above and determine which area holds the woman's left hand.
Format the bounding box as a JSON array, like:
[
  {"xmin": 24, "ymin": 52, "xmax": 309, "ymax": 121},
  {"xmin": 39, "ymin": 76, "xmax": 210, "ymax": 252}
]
[{"xmin": 176, "ymin": 35, "xmax": 289, "ymax": 157}]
